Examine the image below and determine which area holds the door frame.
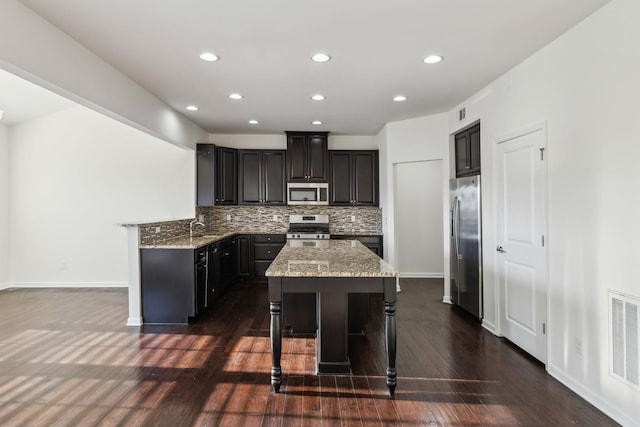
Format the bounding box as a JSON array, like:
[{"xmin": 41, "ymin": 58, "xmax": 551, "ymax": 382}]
[{"xmin": 493, "ymin": 121, "xmax": 549, "ymax": 360}]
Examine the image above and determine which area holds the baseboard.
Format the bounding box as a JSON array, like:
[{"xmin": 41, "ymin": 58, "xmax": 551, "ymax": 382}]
[
  {"xmin": 127, "ymin": 317, "xmax": 143, "ymax": 327},
  {"xmin": 442, "ymin": 296, "xmax": 453, "ymax": 304},
  {"xmin": 0, "ymin": 282, "xmax": 10, "ymax": 291},
  {"xmin": 9, "ymin": 281, "xmax": 128, "ymax": 288},
  {"xmin": 547, "ymin": 364, "xmax": 637, "ymax": 427},
  {"xmin": 399, "ymin": 273, "xmax": 444, "ymax": 279},
  {"xmin": 481, "ymin": 319, "xmax": 498, "ymax": 335}
]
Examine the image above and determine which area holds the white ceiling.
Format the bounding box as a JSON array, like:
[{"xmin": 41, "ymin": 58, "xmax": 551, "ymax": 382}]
[{"xmin": 5, "ymin": 0, "xmax": 610, "ymax": 134}]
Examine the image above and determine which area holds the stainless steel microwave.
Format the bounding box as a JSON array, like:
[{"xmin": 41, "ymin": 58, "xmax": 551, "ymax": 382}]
[{"xmin": 287, "ymin": 182, "xmax": 329, "ymax": 205}]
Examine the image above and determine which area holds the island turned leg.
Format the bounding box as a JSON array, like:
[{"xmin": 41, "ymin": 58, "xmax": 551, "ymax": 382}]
[
  {"xmin": 268, "ymin": 277, "xmax": 283, "ymax": 393},
  {"xmin": 270, "ymin": 301, "xmax": 282, "ymax": 393},
  {"xmin": 384, "ymin": 277, "xmax": 397, "ymax": 396}
]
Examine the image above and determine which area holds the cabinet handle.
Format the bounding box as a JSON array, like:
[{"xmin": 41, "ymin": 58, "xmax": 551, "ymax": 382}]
[
  {"xmin": 267, "ymin": 250, "xmax": 272, "ymax": 254},
  {"xmin": 267, "ymin": 237, "xmax": 271, "ymax": 241}
]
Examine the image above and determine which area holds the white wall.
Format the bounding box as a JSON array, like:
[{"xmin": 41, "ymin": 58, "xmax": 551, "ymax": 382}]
[
  {"xmin": 0, "ymin": 0, "xmax": 206, "ymax": 150},
  {"xmin": 393, "ymin": 160, "xmax": 444, "ymax": 277},
  {"xmin": 210, "ymin": 133, "xmax": 377, "ymax": 150},
  {"xmin": 447, "ymin": 0, "xmax": 639, "ymax": 424},
  {"xmin": 377, "ymin": 114, "xmax": 449, "ymax": 288},
  {"xmin": 0, "ymin": 124, "xmax": 9, "ymax": 289},
  {"xmin": 9, "ymin": 106, "xmax": 195, "ymax": 287}
]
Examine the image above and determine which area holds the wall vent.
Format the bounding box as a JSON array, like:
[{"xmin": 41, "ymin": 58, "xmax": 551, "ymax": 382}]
[{"xmin": 609, "ymin": 290, "xmax": 640, "ymax": 390}]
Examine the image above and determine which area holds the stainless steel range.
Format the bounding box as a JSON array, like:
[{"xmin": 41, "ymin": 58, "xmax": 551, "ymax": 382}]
[{"xmin": 286, "ymin": 214, "xmax": 330, "ymax": 240}]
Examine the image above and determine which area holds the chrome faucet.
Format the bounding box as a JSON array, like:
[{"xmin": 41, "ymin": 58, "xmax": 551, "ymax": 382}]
[{"xmin": 189, "ymin": 218, "xmax": 206, "ymax": 237}]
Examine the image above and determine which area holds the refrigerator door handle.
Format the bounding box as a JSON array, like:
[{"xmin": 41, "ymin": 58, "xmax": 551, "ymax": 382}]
[{"xmin": 453, "ymin": 197, "xmax": 461, "ymax": 259}]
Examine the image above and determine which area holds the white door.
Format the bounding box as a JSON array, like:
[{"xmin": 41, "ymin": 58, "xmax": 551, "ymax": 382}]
[{"xmin": 496, "ymin": 124, "xmax": 548, "ymax": 363}]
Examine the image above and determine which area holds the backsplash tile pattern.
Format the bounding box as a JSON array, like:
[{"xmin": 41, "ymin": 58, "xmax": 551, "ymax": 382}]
[
  {"xmin": 138, "ymin": 206, "xmax": 382, "ymax": 245},
  {"xmin": 138, "ymin": 219, "xmax": 192, "ymax": 245},
  {"xmin": 197, "ymin": 206, "xmax": 382, "ymax": 235}
]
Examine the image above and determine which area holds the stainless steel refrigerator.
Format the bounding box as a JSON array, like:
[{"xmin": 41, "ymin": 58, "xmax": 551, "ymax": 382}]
[{"xmin": 449, "ymin": 175, "xmax": 483, "ymax": 319}]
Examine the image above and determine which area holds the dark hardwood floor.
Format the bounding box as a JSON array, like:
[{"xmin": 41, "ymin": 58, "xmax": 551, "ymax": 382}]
[{"xmin": 0, "ymin": 280, "xmax": 618, "ymax": 426}]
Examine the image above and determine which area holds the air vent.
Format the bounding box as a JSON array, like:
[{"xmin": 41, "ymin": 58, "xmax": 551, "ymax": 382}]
[{"xmin": 609, "ymin": 290, "xmax": 639, "ymax": 390}]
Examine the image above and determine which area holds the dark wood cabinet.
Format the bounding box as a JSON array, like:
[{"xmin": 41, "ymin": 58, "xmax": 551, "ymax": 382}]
[
  {"xmin": 329, "ymin": 150, "xmax": 378, "ymax": 206},
  {"xmin": 455, "ymin": 123, "xmax": 481, "ymax": 177},
  {"xmin": 196, "ymin": 144, "xmax": 237, "ymax": 206},
  {"xmin": 236, "ymin": 235, "xmax": 252, "ymax": 278},
  {"xmin": 216, "ymin": 147, "xmax": 238, "ymax": 205},
  {"xmin": 219, "ymin": 237, "xmax": 237, "ymax": 291},
  {"xmin": 238, "ymin": 150, "xmax": 286, "ymax": 205},
  {"xmin": 252, "ymin": 234, "xmax": 286, "ymax": 278},
  {"xmin": 141, "ymin": 248, "xmax": 204, "ymax": 323},
  {"xmin": 286, "ymin": 132, "xmax": 328, "ymax": 182},
  {"xmin": 236, "ymin": 234, "xmax": 285, "ymax": 282},
  {"xmin": 196, "ymin": 144, "xmax": 216, "ymax": 206}
]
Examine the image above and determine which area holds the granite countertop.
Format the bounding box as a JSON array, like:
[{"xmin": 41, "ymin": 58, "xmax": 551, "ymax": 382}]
[
  {"xmin": 265, "ymin": 240, "xmax": 397, "ymax": 278},
  {"xmin": 139, "ymin": 229, "xmax": 288, "ymax": 249}
]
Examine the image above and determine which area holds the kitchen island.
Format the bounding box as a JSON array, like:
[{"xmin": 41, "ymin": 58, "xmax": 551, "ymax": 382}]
[{"xmin": 265, "ymin": 240, "xmax": 399, "ymax": 395}]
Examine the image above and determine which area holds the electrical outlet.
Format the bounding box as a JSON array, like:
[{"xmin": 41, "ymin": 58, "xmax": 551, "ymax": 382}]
[
  {"xmin": 61, "ymin": 261, "xmax": 67, "ymax": 271},
  {"xmin": 226, "ymin": 214, "xmax": 231, "ymax": 221},
  {"xmin": 351, "ymin": 215, "xmax": 356, "ymax": 222},
  {"xmin": 273, "ymin": 215, "xmax": 279, "ymax": 221},
  {"xmin": 155, "ymin": 226, "xmax": 161, "ymax": 234},
  {"xmin": 575, "ymin": 337, "xmax": 583, "ymax": 356},
  {"xmin": 198, "ymin": 214, "xmax": 204, "ymax": 222}
]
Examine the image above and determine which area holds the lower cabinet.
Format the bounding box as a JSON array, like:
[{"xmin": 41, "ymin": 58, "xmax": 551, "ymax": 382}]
[
  {"xmin": 237, "ymin": 234, "xmax": 286, "ymax": 282},
  {"xmin": 141, "ymin": 248, "xmax": 204, "ymax": 323},
  {"xmin": 140, "ymin": 237, "xmax": 239, "ymax": 324}
]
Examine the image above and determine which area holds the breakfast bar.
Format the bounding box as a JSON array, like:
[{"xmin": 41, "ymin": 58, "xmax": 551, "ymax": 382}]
[{"xmin": 265, "ymin": 240, "xmax": 399, "ymax": 395}]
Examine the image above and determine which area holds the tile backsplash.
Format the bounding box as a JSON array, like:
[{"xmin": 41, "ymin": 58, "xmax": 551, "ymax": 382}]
[
  {"xmin": 138, "ymin": 219, "xmax": 192, "ymax": 245},
  {"xmin": 198, "ymin": 205, "xmax": 382, "ymax": 235},
  {"xmin": 138, "ymin": 205, "xmax": 383, "ymax": 245}
]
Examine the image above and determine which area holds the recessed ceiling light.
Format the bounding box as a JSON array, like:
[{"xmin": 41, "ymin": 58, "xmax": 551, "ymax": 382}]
[
  {"xmin": 312, "ymin": 120, "xmax": 323, "ymax": 125},
  {"xmin": 311, "ymin": 94, "xmax": 326, "ymax": 101},
  {"xmin": 311, "ymin": 53, "xmax": 331, "ymax": 63},
  {"xmin": 248, "ymin": 120, "xmax": 259, "ymax": 124},
  {"xmin": 199, "ymin": 52, "xmax": 219, "ymax": 62},
  {"xmin": 229, "ymin": 93, "xmax": 243, "ymax": 100},
  {"xmin": 424, "ymin": 55, "xmax": 443, "ymax": 64},
  {"xmin": 393, "ymin": 95, "xmax": 407, "ymax": 102},
  {"xmin": 186, "ymin": 105, "xmax": 199, "ymax": 111}
]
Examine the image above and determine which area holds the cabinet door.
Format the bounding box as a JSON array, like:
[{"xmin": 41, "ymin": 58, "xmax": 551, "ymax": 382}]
[
  {"xmin": 307, "ymin": 135, "xmax": 328, "ymax": 181},
  {"xmin": 263, "ymin": 151, "xmax": 286, "ymax": 205},
  {"xmin": 329, "ymin": 151, "xmax": 353, "ymax": 205},
  {"xmin": 353, "ymin": 151, "xmax": 378, "ymax": 206},
  {"xmin": 236, "ymin": 235, "xmax": 252, "ymax": 277},
  {"xmin": 196, "ymin": 144, "xmax": 216, "ymax": 206},
  {"xmin": 287, "ymin": 134, "xmax": 308, "ymax": 181},
  {"xmin": 455, "ymin": 132, "xmax": 470, "ymax": 176},
  {"xmin": 455, "ymin": 124, "xmax": 481, "ymax": 177},
  {"xmin": 468, "ymin": 124, "xmax": 481, "ymax": 173},
  {"xmin": 207, "ymin": 245, "xmax": 221, "ymax": 304},
  {"xmin": 217, "ymin": 147, "xmax": 237, "ymax": 205},
  {"xmin": 238, "ymin": 150, "xmax": 263, "ymax": 205}
]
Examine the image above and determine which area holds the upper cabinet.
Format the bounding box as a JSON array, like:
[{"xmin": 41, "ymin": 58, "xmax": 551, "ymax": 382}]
[
  {"xmin": 454, "ymin": 123, "xmax": 481, "ymax": 177},
  {"xmin": 196, "ymin": 144, "xmax": 237, "ymax": 206},
  {"xmin": 238, "ymin": 150, "xmax": 286, "ymax": 205},
  {"xmin": 286, "ymin": 131, "xmax": 328, "ymax": 182},
  {"xmin": 329, "ymin": 150, "xmax": 379, "ymax": 206},
  {"xmin": 196, "ymin": 144, "xmax": 216, "ymax": 206},
  {"xmin": 217, "ymin": 147, "xmax": 238, "ymax": 205}
]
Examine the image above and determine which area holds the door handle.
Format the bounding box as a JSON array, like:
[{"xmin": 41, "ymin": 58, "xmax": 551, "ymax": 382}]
[{"xmin": 496, "ymin": 246, "xmax": 506, "ymax": 253}]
